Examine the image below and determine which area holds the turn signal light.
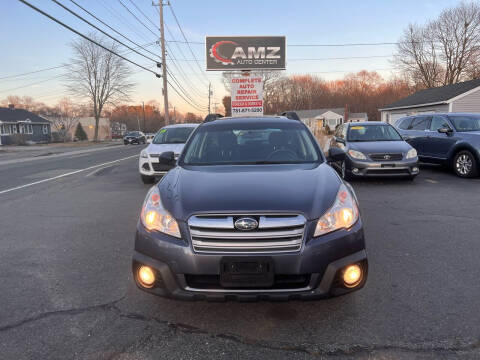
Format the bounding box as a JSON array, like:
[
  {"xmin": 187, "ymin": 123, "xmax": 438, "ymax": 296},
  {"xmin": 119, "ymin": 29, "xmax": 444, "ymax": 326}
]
[
  {"xmin": 342, "ymin": 264, "xmax": 362, "ymax": 288},
  {"xmin": 137, "ymin": 265, "xmax": 156, "ymax": 288}
]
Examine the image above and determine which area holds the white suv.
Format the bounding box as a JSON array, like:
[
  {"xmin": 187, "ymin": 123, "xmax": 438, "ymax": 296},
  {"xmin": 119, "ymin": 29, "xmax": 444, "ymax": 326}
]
[{"xmin": 139, "ymin": 123, "xmax": 198, "ymax": 184}]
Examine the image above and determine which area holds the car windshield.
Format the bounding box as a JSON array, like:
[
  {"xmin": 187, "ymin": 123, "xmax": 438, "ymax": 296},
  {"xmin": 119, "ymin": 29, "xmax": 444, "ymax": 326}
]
[
  {"xmin": 126, "ymin": 131, "xmax": 140, "ymax": 136},
  {"xmin": 448, "ymin": 115, "xmax": 480, "ymax": 132},
  {"xmin": 153, "ymin": 127, "xmax": 195, "ymax": 144},
  {"xmin": 181, "ymin": 122, "xmax": 321, "ymax": 165},
  {"xmin": 347, "ymin": 125, "xmax": 402, "ymax": 142}
]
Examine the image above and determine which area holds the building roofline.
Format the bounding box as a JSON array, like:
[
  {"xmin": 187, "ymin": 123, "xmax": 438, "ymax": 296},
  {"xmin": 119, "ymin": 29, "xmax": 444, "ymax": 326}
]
[{"xmin": 379, "ymin": 101, "xmax": 447, "ymax": 111}]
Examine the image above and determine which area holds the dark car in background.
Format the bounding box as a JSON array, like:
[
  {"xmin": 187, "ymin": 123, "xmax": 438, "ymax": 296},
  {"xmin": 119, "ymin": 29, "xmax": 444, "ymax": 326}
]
[
  {"xmin": 132, "ymin": 116, "xmax": 368, "ymax": 301},
  {"xmin": 124, "ymin": 131, "xmax": 146, "ymax": 145},
  {"xmin": 329, "ymin": 122, "xmax": 419, "ymax": 180},
  {"xmin": 395, "ymin": 113, "xmax": 480, "ymax": 178}
]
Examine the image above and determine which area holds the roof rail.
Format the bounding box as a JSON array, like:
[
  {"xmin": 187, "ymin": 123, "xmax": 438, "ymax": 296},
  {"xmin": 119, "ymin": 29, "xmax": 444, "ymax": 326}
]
[
  {"xmin": 280, "ymin": 111, "xmax": 301, "ymax": 121},
  {"xmin": 203, "ymin": 113, "xmax": 224, "ymax": 123}
]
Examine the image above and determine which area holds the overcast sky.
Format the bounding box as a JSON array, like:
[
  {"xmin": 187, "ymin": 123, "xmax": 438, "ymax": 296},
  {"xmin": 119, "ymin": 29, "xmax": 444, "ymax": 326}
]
[{"xmin": 0, "ymin": 0, "xmax": 461, "ymax": 114}]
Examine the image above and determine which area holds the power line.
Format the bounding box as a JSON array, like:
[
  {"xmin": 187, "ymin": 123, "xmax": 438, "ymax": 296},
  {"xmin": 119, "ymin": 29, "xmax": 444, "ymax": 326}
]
[
  {"xmin": 69, "ymin": 0, "xmax": 161, "ymax": 61},
  {"xmin": 165, "ymin": 40, "xmax": 435, "ymax": 47},
  {"xmin": 117, "ymin": 0, "xmax": 158, "ymax": 38},
  {"xmin": 18, "ymin": 0, "xmax": 160, "ymax": 77},
  {"xmin": 168, "ymin": 2, "xmax": 210, "ymax": 83},
  {"xmin": 0, "ymin": 65, "xmax": 66, "ymax": 80},
  {"xmin": 51, "ymin": 0, "xmax": 159, "ymax": 64},
  {"xmin": 166, "ymin": 68, "xmax": 207, "ymax": 110},
  {"xmin": 0, "ymin": 75, "xmax": 64, "ymax": 94},
  {"xmin": 0, "ymin": 41, "xmax": 156, "ymax": 83}
]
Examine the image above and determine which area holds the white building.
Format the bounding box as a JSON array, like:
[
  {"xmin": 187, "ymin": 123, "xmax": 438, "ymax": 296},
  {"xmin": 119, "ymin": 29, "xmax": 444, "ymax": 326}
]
[{"xmin": 379, "ymin": 78, "xmax": 480, "ymax": 124}]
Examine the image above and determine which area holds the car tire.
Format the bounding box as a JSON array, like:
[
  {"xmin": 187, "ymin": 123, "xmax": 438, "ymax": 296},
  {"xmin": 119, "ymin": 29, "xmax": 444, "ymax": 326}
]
[
  {"xmin": 453, "ymin": 150, "xmax": 478, "ymax": 178},
  {"xmin": 141, "ymin": 175, "xmax": 155, "ymax": 184}
]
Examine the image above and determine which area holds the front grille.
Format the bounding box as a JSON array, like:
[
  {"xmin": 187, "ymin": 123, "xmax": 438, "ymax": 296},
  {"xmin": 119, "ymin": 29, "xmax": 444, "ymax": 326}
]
[
  {"xmin": 188, "ymin": 214, "xmax": 306, "ymax": 254},
  {"xmin": 369, "ymin": 153, "xmax": 403, "ymax": 161},
  {"xmin": 185, "ymin": 274, "xmax": 311, "ymax": 290},
  {"xmin": 151, "ymin": 163, "xmax": 169, "ymax": 172}
]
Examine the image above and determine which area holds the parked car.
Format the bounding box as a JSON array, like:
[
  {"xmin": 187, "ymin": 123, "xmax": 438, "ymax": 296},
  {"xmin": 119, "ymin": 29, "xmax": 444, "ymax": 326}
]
[
  {"xmin": 329, "ymin": 122, "xmax": 419, "ymax": 180},
  {"xmin": 395, "ymin": 113, "xmax": 480, "ymax": 178},
  {"xmin": 124, "ymin": 131, "xmax": 146, "ymax": 145},
  {"xmin": 139, "ymin": 124, "xmax": 198, "ymax": 184},
  {"xmin": 132, "ymin": 116, "xmax": 368, "ymax": 301},
  {"xmin": 145, "ymin": 133, "xmax": 155, "ymax": 143}
]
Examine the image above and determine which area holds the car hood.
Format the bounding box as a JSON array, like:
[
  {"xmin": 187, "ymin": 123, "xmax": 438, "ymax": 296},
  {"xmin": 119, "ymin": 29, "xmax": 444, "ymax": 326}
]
[
  {"xmin": 158, "ymin": 163, "xmax": 342, "ymax": 222},
  {"xmin": 146, "ymin": 143, "xmax": 185, "ymax": 155},
  {"xmin": 348, "ymin": 140, "xmax": 412, "ymax": 154}
]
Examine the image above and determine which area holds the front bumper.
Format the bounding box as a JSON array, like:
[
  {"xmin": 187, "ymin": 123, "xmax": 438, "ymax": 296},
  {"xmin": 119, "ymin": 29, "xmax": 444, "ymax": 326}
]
[
  {"xmin": 139, "ymin": 156, "xmax": 169, "ymax": 176},
  {"xmin": 132, "ymin": 219, "xmax": 368, "ymax": 301},
  {"xmin": 347, "ymin": 157, "xmax": 419, "ymax": 177}
]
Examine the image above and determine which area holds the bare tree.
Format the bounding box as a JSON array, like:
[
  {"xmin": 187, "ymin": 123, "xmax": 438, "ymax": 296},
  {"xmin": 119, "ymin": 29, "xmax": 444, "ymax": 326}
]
[
  {"xmin": 48, "ymin": 97, "xmax": 80, "ymax": 142},
  {"xmin": 65, "ymin": 34, "xmax": 134, "ymax": 141},
  {"xmin": 395, "ymin": 1, "xmax": 480, "ymax": 87}
]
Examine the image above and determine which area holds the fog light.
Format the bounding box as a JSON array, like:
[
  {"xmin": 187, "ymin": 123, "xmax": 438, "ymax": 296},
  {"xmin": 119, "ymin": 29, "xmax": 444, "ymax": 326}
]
[
  {"xmin": 412, "ymin": 167, "xmax": 419, "ymax": 172},
  {"xmin": 352, "ymin": 168, "xmax": 359, "ymax": 174},
  {"xmin": 137, "ymin": 266, "xmax": 155, "ymax": 288},
  {"xmin": 342, "ymin": 264, "xmax": 362, "ymax": 288}
]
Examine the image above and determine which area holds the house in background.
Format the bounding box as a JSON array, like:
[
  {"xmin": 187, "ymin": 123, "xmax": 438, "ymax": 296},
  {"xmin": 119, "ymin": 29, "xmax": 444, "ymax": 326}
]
[
  {"xmin": 0, "ymin": 105, "xmax": 51, "ymax": 145},
  {"xmin": 67, "ymin": 117, "xmax": 111, "ymax": 141},
  {"xmin": 379, "ymin": 78, "xmax": 480, "ymax": 124},
  {"xmin": 111, "ymin": 121, "xmax": 127, "ymax": 139},
  {"xmin": 293, "ymin": 108, "xmax": 368, "ymax": 134}
]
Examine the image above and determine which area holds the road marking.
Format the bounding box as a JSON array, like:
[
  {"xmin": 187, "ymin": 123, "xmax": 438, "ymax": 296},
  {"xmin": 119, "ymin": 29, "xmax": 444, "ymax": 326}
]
[
  {"xmin": 0, "ymin": 154, "xmax": 138, "ymax": 195},
  {"xmin": 85, "ymin": 164, "xmax": 115, "ymax": 177},
  {"xmin": 425, "ymin": 179, "xmax": 438, "ymax": 184}
]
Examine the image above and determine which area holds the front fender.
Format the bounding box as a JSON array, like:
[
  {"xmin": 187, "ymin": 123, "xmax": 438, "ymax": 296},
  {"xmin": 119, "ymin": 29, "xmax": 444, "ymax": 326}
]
[{"xmin": 448, "ymin": 141, "xmax": 480, "ymax": 163}]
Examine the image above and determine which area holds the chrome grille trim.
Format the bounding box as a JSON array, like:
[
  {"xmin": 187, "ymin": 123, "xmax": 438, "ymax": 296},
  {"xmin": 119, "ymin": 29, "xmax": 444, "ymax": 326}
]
[{"xmin": 188, "ymin": 214, "xmax": 306, "ymax": 254}]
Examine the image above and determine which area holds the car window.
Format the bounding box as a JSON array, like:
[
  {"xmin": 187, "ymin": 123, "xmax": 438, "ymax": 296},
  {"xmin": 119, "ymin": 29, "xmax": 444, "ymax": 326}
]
[
  {"xmin": 430, "ymin": 116, "xmax": 450, "ymax": 131},
  {"xmin": 181, "ymin": 122, "xmax": 321, "ymax": 165},
  {"xmin": 347, "ymin": 124, "xmax": 403, "ymax": 142},
  {"xmin": 397, "ymin": 117, "xmax": 412, "ymax": 130},
  {"xmin": 153, "ymin": 127, "xmax": 196, "ymax": 144},
  {"xmin": 448, "ymin": 115, "xmax": 480, "ymax": 132},
  {"xmin": 409, "ymin": 116, "xmax": 431, "ymax": 130}
]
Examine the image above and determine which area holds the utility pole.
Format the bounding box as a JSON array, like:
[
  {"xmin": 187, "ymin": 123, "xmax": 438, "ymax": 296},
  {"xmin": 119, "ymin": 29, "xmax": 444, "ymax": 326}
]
[
  {"xmin": 208, "ymin": 82, "xmax": 212, "ymax": 114},
  {"xmin": 156, "ymin": 1, "xmax": 169, "ymax": 125}
]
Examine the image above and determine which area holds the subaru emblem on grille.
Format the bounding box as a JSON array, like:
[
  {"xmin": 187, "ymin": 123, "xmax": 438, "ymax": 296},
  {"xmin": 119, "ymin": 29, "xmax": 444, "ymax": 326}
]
[
  {"xmin": 383, "ymin": 154, "xmax": 391, "ymax": 160},
  {"xmin": 234, "ymin": 217, "xmax": 258, "ymax": 231}
]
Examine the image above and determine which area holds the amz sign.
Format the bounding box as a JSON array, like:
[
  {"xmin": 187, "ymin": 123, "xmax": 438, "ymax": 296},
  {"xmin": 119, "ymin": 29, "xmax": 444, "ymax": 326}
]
[{"xmin": 206, "ymin": 36, "xmax": 286, "ymax": 71}]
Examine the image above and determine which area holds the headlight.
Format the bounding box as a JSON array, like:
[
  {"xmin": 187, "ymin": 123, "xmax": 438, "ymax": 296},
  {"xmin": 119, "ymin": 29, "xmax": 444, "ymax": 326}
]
[
  {"xmin": 406, "ymin": 148, "xmax": 417, "ymax": 159},
  {"xmin": 140, "ymin": 187, "xmax": 181, "ymax": 238},
  {"xmin": 348, "ymin": 149, "xmax": 367, "ymax": 160},
  {"xmin": 140, "ymin": 151, "xmax": 148, "ymax": 158},
  {"xmin": 314, "ymin": 184, "xmax": 359, "ymax": 237}
]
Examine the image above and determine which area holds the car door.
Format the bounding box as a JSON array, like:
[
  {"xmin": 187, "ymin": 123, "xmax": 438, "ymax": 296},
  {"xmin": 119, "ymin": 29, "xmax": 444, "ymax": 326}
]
[
  {"xmin": 405, "ymin": 116, "xmax": 431, "ymax": 156},
  {"xmin": 424, "ymin": 115, "xmax": 457, "ymax": 160}
]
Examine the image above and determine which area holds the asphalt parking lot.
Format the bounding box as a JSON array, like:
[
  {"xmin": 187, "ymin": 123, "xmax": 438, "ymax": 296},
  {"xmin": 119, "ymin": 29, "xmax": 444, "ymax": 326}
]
[{"xmin": 0, "ymin": 146, "xmax": 479, "ymax": 359}]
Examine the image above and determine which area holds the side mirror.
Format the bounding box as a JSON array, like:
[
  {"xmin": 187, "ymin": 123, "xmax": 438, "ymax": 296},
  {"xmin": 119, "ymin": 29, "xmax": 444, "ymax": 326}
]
[
  {"xmin": 438, "ymin": 127, "xmax": 453, "ymax": 135},
  {"xmin": 327, "ymin": 147, "xmax": 346, "ymax": 162},
  {"xmin": 335, "ymin": 137, "xmax": 346, "ymax": 145},
  {"xmin": 158, "ymin": 151, "xmax": 176, "ymax": 167}
]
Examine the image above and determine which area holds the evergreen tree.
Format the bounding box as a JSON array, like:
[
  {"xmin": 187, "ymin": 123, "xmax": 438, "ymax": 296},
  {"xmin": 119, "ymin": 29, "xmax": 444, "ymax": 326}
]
[{"xmin": 74, "ymin": 122, "xmax": 88, "ymax": 141}]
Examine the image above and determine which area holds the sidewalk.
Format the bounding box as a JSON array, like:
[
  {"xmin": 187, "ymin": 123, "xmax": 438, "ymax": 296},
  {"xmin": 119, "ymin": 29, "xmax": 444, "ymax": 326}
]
[{"xmin": 0, "ymin": 141, "xmax": 124, "ymax": 166}]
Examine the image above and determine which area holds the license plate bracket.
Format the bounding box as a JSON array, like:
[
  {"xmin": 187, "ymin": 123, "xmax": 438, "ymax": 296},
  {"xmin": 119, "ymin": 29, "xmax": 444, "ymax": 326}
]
[
  {"xmin": 381, "ymin": 163, "xmax": 395, "ymax": 168},
  {"xmin": 220, "ymin": 257, "xmax": 274, "ymax": 288}
]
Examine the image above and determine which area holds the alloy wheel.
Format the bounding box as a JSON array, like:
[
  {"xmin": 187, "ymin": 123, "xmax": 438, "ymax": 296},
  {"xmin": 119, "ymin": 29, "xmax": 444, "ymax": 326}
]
[{"xmin": 455, "ymin": 154, "xmax": 473, "ymax": 176}]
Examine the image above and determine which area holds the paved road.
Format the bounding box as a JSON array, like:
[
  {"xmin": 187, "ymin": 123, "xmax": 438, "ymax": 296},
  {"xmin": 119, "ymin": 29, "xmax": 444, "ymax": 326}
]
[{"xmin": 0, "ymin": 148, "xmax": 479, "ymax": 359}]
